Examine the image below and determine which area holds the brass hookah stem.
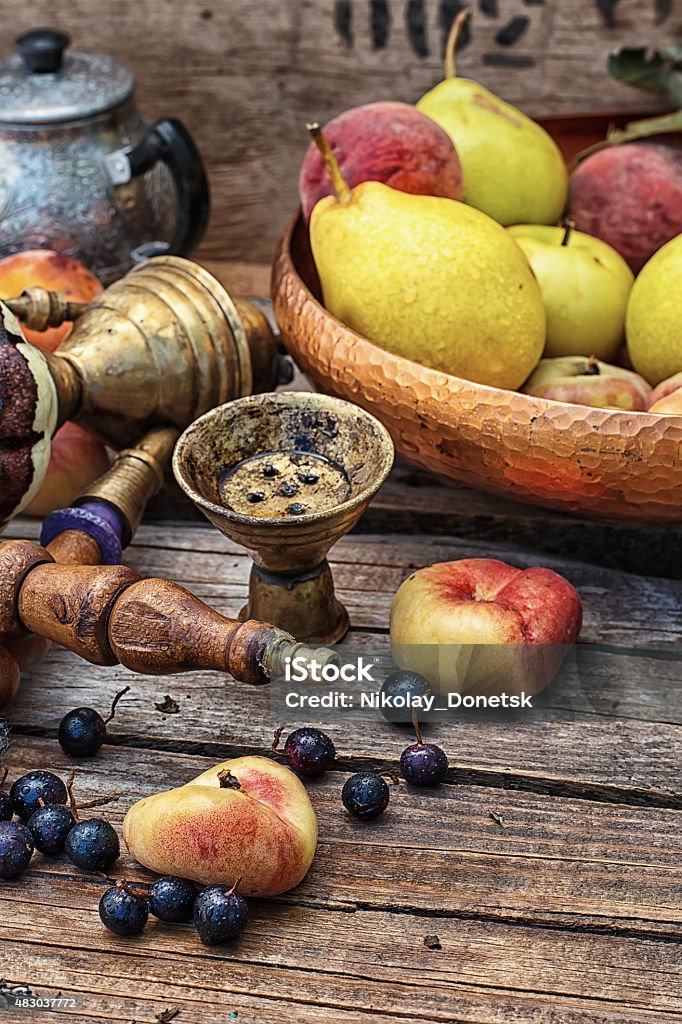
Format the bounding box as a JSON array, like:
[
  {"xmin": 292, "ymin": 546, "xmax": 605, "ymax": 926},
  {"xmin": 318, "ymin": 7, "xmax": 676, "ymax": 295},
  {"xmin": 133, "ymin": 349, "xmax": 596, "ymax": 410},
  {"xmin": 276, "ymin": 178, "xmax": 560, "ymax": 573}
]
[
  {"xmin": 4, "ymin": 286, "xmax": 89, "ymax": 332},
  {"xmin": 0, "ymin": 425, "xmax": 179, "ymax": 706}
]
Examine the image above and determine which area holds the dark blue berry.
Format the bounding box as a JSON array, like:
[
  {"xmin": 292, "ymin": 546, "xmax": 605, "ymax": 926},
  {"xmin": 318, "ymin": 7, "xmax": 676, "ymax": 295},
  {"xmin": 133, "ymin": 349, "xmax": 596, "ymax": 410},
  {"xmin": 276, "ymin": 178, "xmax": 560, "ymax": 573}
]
[
  {"xmin": 400, "ymin": 743, "xmax": 448, "ymax": 786},
  {"xmin": 149, "ymin": 876, "xmax": 197, "ymax": 923},
  {"xmin": 379, "ymin": 670, "xmax": 433, "ymax": 726},
  {"xmin": 65, "ymin": 818, "xmax": 120, "ymax": 871},
  {"xmin": 99, "ymin": 883, "xmax": 149, "ymax": 937},
  {"xmin": 342, "ymin": 772, "xmax": 390, "ymax": 819},
  {"xmin": 10, "ymin": 770, "xmax": 67, "ymax": 821},
  {"xmin": 283, "ymin": 727, "xmax": 336, "ymax": 777},
  {"xmin": 0, "ymin": 791, "xmax": 12, "ymax": 821},
  {"xmin": 0, "ymin": 821, "xmax": 34, "ymax": 878},
  {"xmin": 27, "ymin": 804, "xmax": 75, "ymax": 856},
  {"xmin": 193, "ymin": 884, "xmax": 248, "ymax": 945},
  {"xmin": 58, "ymin": 707, "xmax": 107, "ymax": 757}
]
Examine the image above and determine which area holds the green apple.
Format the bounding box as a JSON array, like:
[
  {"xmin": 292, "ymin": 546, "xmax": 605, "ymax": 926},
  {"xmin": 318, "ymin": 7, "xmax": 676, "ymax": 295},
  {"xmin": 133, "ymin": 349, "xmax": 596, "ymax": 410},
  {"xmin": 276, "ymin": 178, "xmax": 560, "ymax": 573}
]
[{"xmin": 508, "ymin": 224, "xmax": 634, "ymax": 361}]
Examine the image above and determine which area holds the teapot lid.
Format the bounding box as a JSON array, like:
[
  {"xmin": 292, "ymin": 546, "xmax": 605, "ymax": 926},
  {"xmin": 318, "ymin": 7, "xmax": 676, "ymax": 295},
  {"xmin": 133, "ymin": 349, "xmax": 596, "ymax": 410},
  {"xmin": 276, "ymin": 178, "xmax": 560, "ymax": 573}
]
[{"xmin": 0, "ymin": 29, "xmax": 134, "ymax": 123}]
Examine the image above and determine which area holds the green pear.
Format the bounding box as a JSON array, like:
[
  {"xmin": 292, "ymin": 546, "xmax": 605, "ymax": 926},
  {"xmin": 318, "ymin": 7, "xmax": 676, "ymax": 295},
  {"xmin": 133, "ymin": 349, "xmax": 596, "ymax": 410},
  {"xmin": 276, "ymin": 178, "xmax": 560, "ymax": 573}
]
[
  {"xmin": 416, "ymin": 10, "xmax": 568, "ymax": 226},
  {"xmin": 508, "ymin": 223, "xmax": 634, "ymax": 361},
  {"xmin": 626, "ymin": 234, "xmax": 682, "ymax": 386},
  {"xmin": 307, "ymin": 125, "xmax": 546, "ymax": 391}
]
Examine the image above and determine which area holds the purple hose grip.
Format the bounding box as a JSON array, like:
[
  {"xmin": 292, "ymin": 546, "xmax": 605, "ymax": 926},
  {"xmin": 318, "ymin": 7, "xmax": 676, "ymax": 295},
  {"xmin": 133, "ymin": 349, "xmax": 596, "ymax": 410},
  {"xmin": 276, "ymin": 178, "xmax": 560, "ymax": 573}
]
[{"xmin": 40, "ymin": 500, "xmax": 124, "ymax": 564}]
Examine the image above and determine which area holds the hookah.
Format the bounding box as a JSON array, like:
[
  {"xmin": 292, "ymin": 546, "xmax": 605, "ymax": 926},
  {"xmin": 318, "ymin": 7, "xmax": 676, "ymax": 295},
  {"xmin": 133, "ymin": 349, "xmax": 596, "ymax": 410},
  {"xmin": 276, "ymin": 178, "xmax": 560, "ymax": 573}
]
[{"xmin": 0, "ymin": 256, "xmax": 339, "ymax": 705}]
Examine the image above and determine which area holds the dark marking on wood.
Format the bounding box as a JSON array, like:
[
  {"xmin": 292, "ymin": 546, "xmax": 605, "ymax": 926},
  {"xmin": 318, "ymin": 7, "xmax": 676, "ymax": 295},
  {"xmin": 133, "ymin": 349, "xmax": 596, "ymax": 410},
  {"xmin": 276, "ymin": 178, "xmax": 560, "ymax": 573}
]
[
  {"xmin": 595, "ymin": 0, "xmax": 621, "ymax": 28},
  {"xmin": 406, "ymin": 0, "xmax": 429, "ymax": 58},
  {"xmin": 199, "ymin": 8, "xmax": 212, "ymax": 19},
  {"xmin": 334, "ymin": 0, "xmax": 353, "ymax": 47},
  {"xmin": 523, "ymin": 0, "xmax": 545, "ymax": 5},
  {"xmin": 495, "ymin": 15, "xmax": 530, "ymax": 46},
  {"xmin": 483, "ymin": 52, "xmax": 536, "ymax": 68},
  {"xmin": 654, "ymin": 0, "xmax": 672, "ymax": 23},
  {"xmin": 439, "ymin": 0, "xmax": 470, "ymax": 55},
  {"xmin": 370, "ymin": 0, "xmax": 391, "ymax": 50},
  {"xmin": 479, "ymin": 0, "xmax": 498, "ymax": 16}
]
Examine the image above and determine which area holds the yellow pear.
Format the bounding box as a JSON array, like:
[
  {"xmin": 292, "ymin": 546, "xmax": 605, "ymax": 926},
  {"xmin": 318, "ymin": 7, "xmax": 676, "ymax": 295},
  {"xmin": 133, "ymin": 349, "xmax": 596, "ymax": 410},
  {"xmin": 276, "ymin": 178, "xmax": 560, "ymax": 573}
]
[
  {"xmin": 626, "ymin": 234, "xmax": 682, "ymax": 386},
  {"xmin": 416, "ymin": 11, "xmax": 568, "ymax": 226},
  {"xmin": 307, "ymin": 125, "xmax": 546, "ymax": 390}
]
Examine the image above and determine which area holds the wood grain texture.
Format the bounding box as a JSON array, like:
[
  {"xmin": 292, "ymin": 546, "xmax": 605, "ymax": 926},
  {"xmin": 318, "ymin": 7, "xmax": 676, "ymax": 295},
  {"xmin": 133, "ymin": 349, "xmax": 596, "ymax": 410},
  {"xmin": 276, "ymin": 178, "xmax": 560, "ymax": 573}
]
[
  {"xmin": 2, "ymin": 489, "xmax": 680, "ymax": 1018},
  {"xmin": 0, "ymin": 736, "xmax": 679, "ymax": 1022},
  {"xmin": 4, "ymin": 518, "xmax": 681, "ymax": 804},
  {"xmin": 0, "ymin": 0, "xmax": 674, "ymax": 262}
]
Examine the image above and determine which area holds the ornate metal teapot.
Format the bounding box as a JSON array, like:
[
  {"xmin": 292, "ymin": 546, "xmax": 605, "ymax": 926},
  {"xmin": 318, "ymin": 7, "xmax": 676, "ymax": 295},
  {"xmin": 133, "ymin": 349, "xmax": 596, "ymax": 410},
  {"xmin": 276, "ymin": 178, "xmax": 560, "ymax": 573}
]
[{"xmin": 0, "ymin": 29, "xmax": 209, "ymax": 283}]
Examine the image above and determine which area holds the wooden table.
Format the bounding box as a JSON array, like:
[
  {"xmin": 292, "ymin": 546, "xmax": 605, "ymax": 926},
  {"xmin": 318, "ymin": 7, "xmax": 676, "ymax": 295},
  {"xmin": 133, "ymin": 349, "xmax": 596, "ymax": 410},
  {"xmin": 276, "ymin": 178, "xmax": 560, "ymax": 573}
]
[{"xmin": 2, "ymin": 297, "xmax": 681, "ymax": 1022}]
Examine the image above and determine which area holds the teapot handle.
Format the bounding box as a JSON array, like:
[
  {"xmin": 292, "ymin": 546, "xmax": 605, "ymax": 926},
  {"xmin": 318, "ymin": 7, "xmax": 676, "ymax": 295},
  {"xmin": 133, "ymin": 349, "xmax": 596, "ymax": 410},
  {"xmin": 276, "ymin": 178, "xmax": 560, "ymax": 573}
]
[{"xmin": 107, "ymin": 119, "xmax": 210, "ymax": 258}]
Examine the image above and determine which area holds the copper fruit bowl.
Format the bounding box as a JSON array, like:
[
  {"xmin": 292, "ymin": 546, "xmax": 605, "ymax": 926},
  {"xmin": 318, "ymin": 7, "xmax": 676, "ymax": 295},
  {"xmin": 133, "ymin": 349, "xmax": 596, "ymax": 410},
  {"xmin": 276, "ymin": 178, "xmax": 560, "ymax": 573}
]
[{"xmin": 272, "ymin": 215, "xmax": 682, "ymax": 526}]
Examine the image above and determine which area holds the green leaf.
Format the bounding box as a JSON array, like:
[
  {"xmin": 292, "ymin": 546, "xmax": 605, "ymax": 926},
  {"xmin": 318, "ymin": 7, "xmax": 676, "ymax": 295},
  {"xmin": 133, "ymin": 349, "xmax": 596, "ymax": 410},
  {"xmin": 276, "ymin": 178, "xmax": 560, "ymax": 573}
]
[
  {"xmin": 574, "ymin": 109, "xmax": 682, "ymax": 164},
  {"xmin": 608, "ymin": 45, "xmax": 682, "ymax": 107}
]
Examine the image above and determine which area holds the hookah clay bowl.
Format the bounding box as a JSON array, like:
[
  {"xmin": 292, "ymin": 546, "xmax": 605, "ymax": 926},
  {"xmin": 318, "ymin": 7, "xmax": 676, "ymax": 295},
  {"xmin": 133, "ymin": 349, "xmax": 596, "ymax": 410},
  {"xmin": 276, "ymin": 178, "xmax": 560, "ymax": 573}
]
[
  {"xmin": 173, "ymin": 392, "xmax": 394, "ymax": 642},
  {"xmin": 272, "ymin": 214, "xmax": 682, "ymax": 526}
]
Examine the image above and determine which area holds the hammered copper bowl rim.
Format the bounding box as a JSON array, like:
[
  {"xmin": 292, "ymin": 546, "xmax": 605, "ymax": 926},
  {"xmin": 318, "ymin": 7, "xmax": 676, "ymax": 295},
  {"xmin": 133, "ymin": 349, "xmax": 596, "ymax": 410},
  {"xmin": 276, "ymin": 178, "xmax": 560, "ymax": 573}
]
[
  {"xmin": 172, "ymin": 390, "xmax": 395, "ymax": 528},
  {"xmin": 281, "ymin": 211, "xmax": 673, "ymax": 424}
]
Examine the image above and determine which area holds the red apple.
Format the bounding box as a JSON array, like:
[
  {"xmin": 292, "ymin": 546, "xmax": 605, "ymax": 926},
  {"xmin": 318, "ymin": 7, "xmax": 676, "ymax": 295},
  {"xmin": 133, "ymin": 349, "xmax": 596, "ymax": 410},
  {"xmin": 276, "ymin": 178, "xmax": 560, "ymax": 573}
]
[
  {"xmin": 23, "ymin": 421, "xmax": 110, "ymax": 517},
  {"xmin": 649, "ymin": 373, "xmax": 682, "ymax": 415},
  {"xmin": 522, "ymin": 356, "xmax": 651, "ymax": 411},
  {"xmin": 391, "ymin": 558, "xmax": 582, "ymax": 697},
  {"xmin": 299, "ymin": 101, "xmax": 463, "ymax": 221},
  {"xmin": 649, "ymin": 371, "xmax": 682, "ymax": 407},
  {"xmin": 568, "ymin": 142, "xmax": 682, "ymax": 274},
  {"xmin": 123, "ymin": 755, "xmax": 318, "ymax": 897},
  {"xmin": 650, "ymin": 392, "xmax": 682, "ymax": 415},
  {"xmin": 0, "ymin": 250, "xmax": 102, "ymax": 351}
]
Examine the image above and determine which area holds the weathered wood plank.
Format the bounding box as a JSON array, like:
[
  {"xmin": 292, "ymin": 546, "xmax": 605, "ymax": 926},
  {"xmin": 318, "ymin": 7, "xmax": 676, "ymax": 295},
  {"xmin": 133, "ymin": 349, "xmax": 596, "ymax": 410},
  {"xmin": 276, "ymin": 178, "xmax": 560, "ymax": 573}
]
[
  {"xmin": 1, "ymin": 0, "xmax": 673, "ymax": 262},
  {"xmin": 7, "ymin": 519, "xmax": 682, "ymax": 648},
  {"xmin": 143, "ymin": 469, "xmax": 682, "ymax": 582},
  {"xmin": 4, "ymin": 520, "xmax": 681, "ymax": 802},
  {"xmin": 7, "ymin": 643, "xmax": 681, "ymax": 803},
  {"xmin": 11, "ymin": 610, "xmax": 682, "ymax": 728},
  {"xmin": 2, "ymin": 881, "xmax": 681, "ymax": 1018},
  {"xmin": 4, "ymin": 737, "xmax": 682, "ymax": 934},
  {"xmin": 2, "ymin": 733, "xmax": 680, "ymax": 1021},
  {"xmin": 4, "ymin": 944, "xmax": 678, "ymax": 1024}
]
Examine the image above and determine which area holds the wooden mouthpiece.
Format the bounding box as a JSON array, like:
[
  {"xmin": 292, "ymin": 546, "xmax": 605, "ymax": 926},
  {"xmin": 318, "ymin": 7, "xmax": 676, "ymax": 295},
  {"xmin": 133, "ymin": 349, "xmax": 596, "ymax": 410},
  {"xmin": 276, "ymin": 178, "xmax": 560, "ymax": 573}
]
[
  {"xmin": 0, "ymin": 540, "xmax": 335, "ymax": 687},
  {"xmin": 45, "ymin": 529, "xmax": 104, "ymax": 566}
]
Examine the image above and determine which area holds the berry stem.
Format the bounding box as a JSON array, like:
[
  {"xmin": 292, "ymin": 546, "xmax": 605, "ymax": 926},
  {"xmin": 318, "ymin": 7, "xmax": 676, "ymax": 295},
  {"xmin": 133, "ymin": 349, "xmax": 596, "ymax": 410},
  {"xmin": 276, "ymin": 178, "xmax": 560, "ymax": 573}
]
[
  {"xmin": 414, "ymin": 719, "xmax": 424, "ymax": 746},
  {"xmin": 271, "ymin": 725, "xmax": 284, "ymax": 753},
  {"xmin": 307, "ymin": 123, "xmax": 352, "ymax": 204},
  {"xmin": 228, "ymin": 876, "xmax": 243, "ymax": 896},
  {"xmin": 104, "ymin": 685, "xmax": 130, "ymax": 726},
  {"xmin": 444, "ymin": 8, "xmax": 471, "ymax": 80},
  {"xmin": 65, "ymin": 768, "xmax": 79, "ymax": 821}
]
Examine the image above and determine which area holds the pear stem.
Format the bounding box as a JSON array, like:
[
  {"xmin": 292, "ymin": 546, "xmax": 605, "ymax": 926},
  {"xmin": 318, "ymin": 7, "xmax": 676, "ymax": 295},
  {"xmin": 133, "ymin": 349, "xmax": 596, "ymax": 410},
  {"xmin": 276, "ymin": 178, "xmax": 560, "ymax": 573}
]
[
  {"xmin": 307, "ymin": 123, "xmax": 352, "ymax": 204},
  {"xmin": 444, "ymin": 7, "xmax": 471, "ymax": 80},
  {"xmin": 561, "ymin": 219, "xmax": 575, "ymax": 247}
]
